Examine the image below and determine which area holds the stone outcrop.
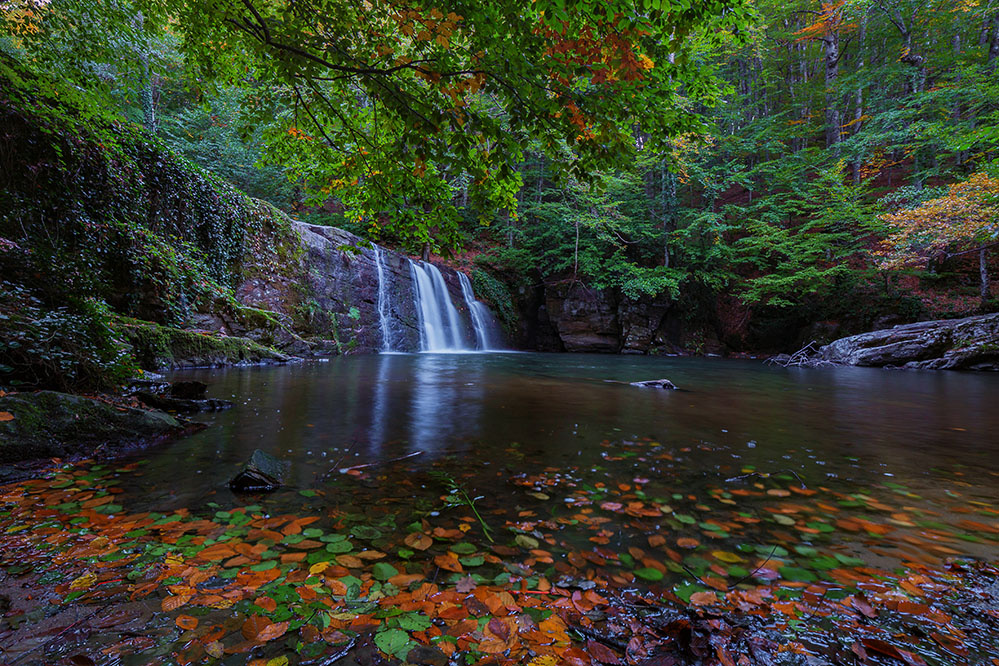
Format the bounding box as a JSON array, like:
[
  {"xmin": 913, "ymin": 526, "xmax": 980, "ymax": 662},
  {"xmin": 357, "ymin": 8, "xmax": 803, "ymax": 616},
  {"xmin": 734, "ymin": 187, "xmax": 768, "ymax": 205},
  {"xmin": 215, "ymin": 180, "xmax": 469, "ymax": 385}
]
[
  {"xmin": 818, "ymin": 313, "xmax": 999, "ymax": 370},
  {"xmin": 533, "ymin": 281, "xmax": 674, "ymax": 354},
  {"xmin": 235, "ymin": 221, "xmax": 491, "ymax": 354},
  {"xmin": 0, "ymin": 391, "xmax": 196, "ymax": 470}
]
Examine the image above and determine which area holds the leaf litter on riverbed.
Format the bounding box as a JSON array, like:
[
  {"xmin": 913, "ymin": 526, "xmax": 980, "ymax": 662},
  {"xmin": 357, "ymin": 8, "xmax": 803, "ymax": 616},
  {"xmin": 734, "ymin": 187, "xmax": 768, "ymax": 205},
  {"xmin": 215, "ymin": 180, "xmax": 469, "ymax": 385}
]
[{"xmin": 0, "ymin": 439, "xmax": 997, "ymax": 665}]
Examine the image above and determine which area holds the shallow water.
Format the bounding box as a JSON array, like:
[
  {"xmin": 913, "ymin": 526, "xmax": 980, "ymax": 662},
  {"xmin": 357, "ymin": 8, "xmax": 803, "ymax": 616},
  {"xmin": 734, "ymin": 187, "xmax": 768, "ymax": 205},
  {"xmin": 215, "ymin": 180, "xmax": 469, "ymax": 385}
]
[
  {"xmin": 135, "ymin": 353, "xmax": 999, "ymax": 511},
  {"xmin": 4, "ymin": 354, "xmax": 999, "ymax": 666}
]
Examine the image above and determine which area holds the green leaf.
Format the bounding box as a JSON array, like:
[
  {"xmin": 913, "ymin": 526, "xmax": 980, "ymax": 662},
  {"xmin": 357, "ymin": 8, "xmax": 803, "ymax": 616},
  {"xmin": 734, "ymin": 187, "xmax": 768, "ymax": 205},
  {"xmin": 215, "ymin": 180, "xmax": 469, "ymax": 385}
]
[
  {"xmin": 374, "ymin": 628, "xmax": 412, "ymax": 659},
  {"xmin": 372, "ymin": 562, "xmax": 399, "ymax": 581}
]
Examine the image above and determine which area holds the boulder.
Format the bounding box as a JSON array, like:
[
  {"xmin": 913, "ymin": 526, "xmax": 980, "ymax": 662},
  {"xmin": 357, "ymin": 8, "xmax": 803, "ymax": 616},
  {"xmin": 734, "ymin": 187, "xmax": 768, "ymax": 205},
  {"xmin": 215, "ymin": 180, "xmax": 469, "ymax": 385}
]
[
  {"xmin": 134, "ymin": 391, "xmax": 233, "ymax": 413},
  {"xmin": 819, "ymin": 313, "xmax": 999, "ymax": 370},
  {"xmin": 0, "ymin": 391, "xmax": 191, "ymax": 466},
  {"xmin": 229, "ymin": 449, "xmax": 290, "ymax": 492}
]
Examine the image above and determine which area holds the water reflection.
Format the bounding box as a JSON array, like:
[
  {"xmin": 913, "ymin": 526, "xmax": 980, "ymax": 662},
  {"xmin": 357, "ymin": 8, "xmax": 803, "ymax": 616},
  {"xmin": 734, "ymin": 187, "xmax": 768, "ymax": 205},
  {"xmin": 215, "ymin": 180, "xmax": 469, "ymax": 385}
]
[{"xmin": 135, "ymin": 354, "xmax": 999, "ymax": 510}]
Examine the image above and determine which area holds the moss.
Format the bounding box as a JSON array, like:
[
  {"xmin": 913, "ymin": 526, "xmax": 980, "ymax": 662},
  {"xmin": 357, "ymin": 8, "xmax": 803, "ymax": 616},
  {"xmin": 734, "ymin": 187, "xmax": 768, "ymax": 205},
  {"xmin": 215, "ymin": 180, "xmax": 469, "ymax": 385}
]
[
  {"xmin": 471, "ymin": 268, "xmax": 518, "ymax": 335},
  {"xmin": 0, "ymin": 391, "xmax": 183, "ymax": 464},
  {"xmin": 118, "ymin": 318, "xmax": 290, "ymax": 370}
]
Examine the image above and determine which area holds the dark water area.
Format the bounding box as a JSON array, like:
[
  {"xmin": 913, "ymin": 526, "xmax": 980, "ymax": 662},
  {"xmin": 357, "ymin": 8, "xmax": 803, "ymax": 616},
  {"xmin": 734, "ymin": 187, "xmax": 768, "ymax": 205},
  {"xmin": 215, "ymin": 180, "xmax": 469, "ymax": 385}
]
[
  {"xmin": 138, "ymin": 353, "xmax": 999, "ymax": 510},
  {"xmin": 4, "ymin": 354, "xmax": 999, "ymax": 666}
]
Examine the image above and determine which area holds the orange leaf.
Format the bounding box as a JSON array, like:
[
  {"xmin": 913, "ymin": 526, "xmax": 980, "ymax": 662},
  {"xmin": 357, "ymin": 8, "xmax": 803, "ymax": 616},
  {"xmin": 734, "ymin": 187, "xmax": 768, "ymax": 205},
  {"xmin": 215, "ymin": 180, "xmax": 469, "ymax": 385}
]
[
  {"xmin": 0, "ymin": 411, "xmax": 13, "ymax": 422},
  {"xmin": 404, "ymin": 533, "xmax": 433, "ymax": 550},
  {"xmin": 242, "ymin": 615, "xmax": 271, "ymax": 641},
  {"xmin": 254, "ymin": 596, "xmax": 277, "ymax": 612},
  {"xmin": 434, "ymin": 553, "xmax": 463, "ymax": 573},
  {"xmin": 161, "ymin": 594, "xmax": 191, "ymax": 612},
  {"xmin": 256, "ymin": 621, "xmax": 289, "ymax": 642},
  {"xmin": 689, "ymin": 591, "xmax": 718, "ymax": 606},
  {"xmin": 175, "ymin": 615, "xmax": 198, "ymax": 631}
]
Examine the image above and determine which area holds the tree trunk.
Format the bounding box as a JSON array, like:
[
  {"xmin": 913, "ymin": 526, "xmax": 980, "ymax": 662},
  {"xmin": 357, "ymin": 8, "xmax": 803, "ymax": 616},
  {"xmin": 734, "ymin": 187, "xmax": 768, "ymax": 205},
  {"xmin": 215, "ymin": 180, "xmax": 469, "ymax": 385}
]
[
  {"xmin": 989, "ymin": 13, "xmax": 999, "ymax": 69},
  {"xmin": 661, "ymin": 163, "xmax": 677, "ymax": 269},
  {"xmin": 981, "ymin": 248, "xmax": 991, "ymax": 306},
  {"xmin": 823, "ymin": 6, "xmax": 841, "ymax": 149},
  {"xmin": 135, "ymin": 12, "xmax": 156, "ymax": 133},
  {"xmin": 852, "ymin": 13, "xmax": 867, "ymax": 184}
]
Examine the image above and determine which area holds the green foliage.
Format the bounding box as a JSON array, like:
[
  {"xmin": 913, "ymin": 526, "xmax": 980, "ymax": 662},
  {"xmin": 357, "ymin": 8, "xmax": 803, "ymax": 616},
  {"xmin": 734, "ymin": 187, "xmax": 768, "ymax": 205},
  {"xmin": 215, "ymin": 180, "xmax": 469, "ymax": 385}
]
[
  {"xmin": 470, "ymin": 269, "xmax": 517, "ymax": 335},
  {"xmin": 132, "ymin": 0, "xmax": 753, "ymax": 251},
  {"xmin": 0, "ymin": 283, "xmax": 138, "ymax": 391}
]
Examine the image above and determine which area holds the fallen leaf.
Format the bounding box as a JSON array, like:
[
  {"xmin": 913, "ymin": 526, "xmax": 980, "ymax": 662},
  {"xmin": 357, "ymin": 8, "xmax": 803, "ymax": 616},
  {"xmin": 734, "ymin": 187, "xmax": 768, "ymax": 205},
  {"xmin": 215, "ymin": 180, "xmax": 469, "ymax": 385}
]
[{"xmin": 175, "ymin": 615, "xmax": 198, "ymax": 631}]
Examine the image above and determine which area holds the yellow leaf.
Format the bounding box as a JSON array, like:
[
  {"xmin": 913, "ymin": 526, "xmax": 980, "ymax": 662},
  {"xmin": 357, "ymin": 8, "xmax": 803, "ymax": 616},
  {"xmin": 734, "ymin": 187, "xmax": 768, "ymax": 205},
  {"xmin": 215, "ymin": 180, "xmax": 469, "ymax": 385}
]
[
  {"xmin": 309, "ymin": 561, "xmax": 331, "ymax": 575},
  {"xmin": 712, "ymin": 550, "xmax": 744, "ymax": 564},
  {"xmin": 266, "ymin": 657, "xmax": 289, "ymax": 666},
  {"xmin": 69, "ymin": 572, "xmax": 96, "ymax": 590},
  {"xmin": 205, "ymin": 641, "xmax": 224, "ymax": 658},
  {"xmin": 528, "ymin": 657, "xmax": 559, "ymax": 666}
]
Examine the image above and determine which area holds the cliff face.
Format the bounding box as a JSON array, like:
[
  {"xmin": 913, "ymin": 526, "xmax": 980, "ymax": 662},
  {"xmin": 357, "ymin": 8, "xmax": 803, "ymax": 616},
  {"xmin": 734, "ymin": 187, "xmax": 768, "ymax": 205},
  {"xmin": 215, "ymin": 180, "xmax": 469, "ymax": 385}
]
[
  {"xmin": 0, "ymin": 77, "xmax": 500, "ymax": 390},
  {"xmin": 520, "ymin": 282, "xmax": 687, "ymax": 355}
]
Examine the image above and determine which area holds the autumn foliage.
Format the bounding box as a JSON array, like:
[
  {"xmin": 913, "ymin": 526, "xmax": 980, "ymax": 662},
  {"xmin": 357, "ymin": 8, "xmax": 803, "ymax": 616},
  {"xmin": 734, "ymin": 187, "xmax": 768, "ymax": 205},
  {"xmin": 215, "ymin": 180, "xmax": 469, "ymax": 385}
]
[{"xmin": 876, "ymin": 173, "xmax": 999, "ymax": 270}]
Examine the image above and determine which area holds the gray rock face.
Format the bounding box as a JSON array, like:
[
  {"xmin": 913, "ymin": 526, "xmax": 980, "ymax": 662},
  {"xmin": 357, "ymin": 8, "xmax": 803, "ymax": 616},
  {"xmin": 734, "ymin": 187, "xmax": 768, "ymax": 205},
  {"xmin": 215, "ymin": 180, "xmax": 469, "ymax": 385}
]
[
  {"xmin": 540, "ymin": 282, "xmax": 672, "ymax": 354},
  {"xmin": 293, "ymin": 223, "xmax": 484, "ymax": 353},
  {"xmin": 819, "ymin": 313, "xmax": 999, "ymax": 370},
  {"xmin": 545, "ymin": 283, "xmax": 621, "ymax": 352}
]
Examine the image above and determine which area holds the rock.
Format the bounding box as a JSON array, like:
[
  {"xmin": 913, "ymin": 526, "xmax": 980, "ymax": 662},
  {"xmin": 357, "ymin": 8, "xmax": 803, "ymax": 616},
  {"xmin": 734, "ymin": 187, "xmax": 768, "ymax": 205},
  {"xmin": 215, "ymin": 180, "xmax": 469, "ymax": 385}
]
[
  {"xmin": 169, "ymin": 381, "xmax": 208, "ymax": 399},
  {"xmin": 819, "ymin": 313, "xmax": 999, "ymax": 370},
  {"xmin": 134, "ymin": 392, "xmax": 233, "ymax": 413},
  {"xmin": 630, "ymin": 379, "xmax": 678, "ymax": 390},
  {"xmin": 0, "ymin": 391, "xmax": 194, "ymax": 467},
  {"xmin": 229, "ymin": 449, "xmax": 290, "ymax": 492},
  {"xmin": 545, "ymin": 283, "xmax": 621, "ymax": 352}
]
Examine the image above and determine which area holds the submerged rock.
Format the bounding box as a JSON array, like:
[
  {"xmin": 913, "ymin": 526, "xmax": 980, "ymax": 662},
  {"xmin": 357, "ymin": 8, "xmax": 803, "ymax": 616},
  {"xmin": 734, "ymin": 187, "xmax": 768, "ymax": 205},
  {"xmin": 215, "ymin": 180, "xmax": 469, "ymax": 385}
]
[
  {"xmin": 134, "ymin": 391, "xmax": 233, "ymax": 414},
  {"xmin": 630, "ymin": 379, "xmax": 678, "ymax": 390},
  {"xmin": 229, "ymin": 449, "xmax": 290, "ymax": 492},
  {"xmin": 0, "ymin": 391, "xmax": 194, "ymax": 470},
  {"xmin": 819, "ymin": 313, "xmax": 999, "ymax": 370},
  {"xmin": 169, "ymin": 381, "xmax": 208, "ymax": 399}
]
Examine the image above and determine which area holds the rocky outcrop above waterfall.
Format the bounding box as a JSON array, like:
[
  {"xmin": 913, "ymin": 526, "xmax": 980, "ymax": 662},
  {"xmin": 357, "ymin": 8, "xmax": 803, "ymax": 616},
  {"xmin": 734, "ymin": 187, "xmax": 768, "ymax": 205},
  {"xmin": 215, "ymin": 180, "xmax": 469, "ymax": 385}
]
[
  {"xmin": 817, "ymin": 313, "xmax": 999, "ymax": 370},
  {"xmin": 236, "ymin": 221, "xmax": 504, "ymax": 355},
  {"xmin": 524, "ymin": 281, "xmax": 677, "ymax": 354}
]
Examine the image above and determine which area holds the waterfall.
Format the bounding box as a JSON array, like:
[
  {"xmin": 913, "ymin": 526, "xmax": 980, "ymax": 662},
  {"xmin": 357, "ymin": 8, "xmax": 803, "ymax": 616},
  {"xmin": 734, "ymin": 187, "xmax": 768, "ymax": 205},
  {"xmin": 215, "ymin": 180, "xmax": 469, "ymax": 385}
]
[
  {"xmin": 457, "ymin": 271, "xmax": 495, "ymax": 350},
  {"xmin": 374, "ymin": 245, "xmax": 396, "ymax": 352},
  {"xmin": 410, "ymin": 260, "xmax": 467, "ymax": 351}
]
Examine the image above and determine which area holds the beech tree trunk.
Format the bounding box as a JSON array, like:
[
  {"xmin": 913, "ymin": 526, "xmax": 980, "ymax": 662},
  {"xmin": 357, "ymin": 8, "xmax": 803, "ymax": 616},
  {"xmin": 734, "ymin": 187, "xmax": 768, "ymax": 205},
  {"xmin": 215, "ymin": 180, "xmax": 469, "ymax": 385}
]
[
  {"xmin": 981, "ymin": 248, "xmax": 991, "ymax": 306},
  {"xmin": 823, "ymin": 11, "xmax": 841, "ymax": 149}
]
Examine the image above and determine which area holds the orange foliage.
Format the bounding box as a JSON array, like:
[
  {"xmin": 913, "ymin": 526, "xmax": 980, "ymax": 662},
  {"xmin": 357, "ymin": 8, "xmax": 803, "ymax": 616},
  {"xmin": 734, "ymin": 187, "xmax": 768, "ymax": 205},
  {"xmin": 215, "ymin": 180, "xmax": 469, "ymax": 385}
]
[{"xmin": 876, "ymin": 173, "xmax": 999, "ymax": 270}]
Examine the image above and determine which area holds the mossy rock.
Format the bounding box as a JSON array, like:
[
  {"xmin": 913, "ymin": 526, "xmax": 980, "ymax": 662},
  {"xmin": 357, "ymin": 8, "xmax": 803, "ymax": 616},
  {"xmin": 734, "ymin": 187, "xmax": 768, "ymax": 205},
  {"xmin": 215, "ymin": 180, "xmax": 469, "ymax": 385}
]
[
  {"xmin": 0, "ymin": 391, "xmax": 188, "ymax": 465},
  {"xmin": 119, "ymin": 318, "xmax": 292, "ymax": 370}
]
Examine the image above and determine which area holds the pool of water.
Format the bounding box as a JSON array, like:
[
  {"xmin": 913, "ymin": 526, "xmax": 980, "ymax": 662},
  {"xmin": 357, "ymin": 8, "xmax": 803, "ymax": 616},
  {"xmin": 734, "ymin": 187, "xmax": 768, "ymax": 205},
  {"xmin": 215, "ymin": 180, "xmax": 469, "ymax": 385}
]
[
  {"xmin": 132, "ymin": 353, "xmax": 998, "ymax": 512},
  {"xmin": 5, "ymin": 353, "xmax": 999, "ymax": 666}
]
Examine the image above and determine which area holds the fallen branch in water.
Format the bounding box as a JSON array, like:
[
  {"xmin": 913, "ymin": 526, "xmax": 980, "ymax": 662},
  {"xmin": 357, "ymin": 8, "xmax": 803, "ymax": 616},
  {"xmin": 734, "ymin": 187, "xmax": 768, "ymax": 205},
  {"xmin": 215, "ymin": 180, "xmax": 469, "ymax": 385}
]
[
  {"xmin": 338, "ymin": 450, "xmax": 423, "ymax": 474},
  {"xmin": 765, "ymin": 341, "xmax": 836, "ymax": 368}
]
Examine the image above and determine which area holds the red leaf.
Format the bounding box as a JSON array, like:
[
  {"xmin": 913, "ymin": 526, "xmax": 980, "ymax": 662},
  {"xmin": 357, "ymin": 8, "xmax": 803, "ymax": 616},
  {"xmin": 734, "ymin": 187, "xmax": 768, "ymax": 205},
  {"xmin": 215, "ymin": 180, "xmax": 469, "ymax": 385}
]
[{"xmin": 587, "ymin": 639, "xmax": 623, "ymax": 665}]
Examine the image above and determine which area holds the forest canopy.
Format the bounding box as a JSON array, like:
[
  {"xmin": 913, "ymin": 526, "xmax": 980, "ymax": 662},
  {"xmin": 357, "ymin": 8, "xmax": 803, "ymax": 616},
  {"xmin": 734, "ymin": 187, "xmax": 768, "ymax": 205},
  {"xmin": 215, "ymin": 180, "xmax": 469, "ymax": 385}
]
[{"xmin": 2, "ymin": 0, "xmax": 755, "ymax": 250}]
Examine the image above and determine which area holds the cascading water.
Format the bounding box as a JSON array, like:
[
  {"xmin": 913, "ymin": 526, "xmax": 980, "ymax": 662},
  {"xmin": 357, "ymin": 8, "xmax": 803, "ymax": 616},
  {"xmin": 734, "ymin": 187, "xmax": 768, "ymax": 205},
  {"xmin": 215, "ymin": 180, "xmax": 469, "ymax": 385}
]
[
  {"xmin": 409, "ymin": 260, "xmax": 468, "ymax": 351},
  {"xmin": 457, "ymin": 272, "xmax": 496, "ymax": 350},
  {"xmin": 373, "ymin": 245, "xmax": 397, "ymax": 352}
]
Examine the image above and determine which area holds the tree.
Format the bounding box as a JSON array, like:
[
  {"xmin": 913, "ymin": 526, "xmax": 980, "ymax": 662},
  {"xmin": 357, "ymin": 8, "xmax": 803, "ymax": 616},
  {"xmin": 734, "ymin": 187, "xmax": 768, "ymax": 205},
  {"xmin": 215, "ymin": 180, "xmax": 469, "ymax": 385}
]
[
  {"xmin": 877, "ymin": 173, "xmax": 999, "ymax": 305},
  {"xmin": 134, "ymin": 0, "xmax": 754, "ymax": 251}
]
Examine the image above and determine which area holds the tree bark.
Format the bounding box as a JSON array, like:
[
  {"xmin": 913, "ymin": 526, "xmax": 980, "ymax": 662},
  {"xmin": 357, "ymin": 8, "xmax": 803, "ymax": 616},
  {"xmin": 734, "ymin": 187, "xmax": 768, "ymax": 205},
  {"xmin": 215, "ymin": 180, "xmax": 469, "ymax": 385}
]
[
  {"xmin": 981, "ymin": 248, "xmax": 991, "ymax": 306},
  {"xmin": 852, "ymin": 12, "xmax": 867, "ymax": 184},
  {"xmin": 823, "ymin": 6, "xmax": 841, "ymax": 149}
]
